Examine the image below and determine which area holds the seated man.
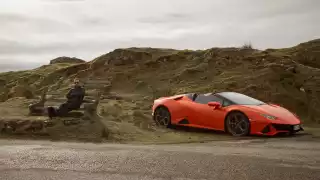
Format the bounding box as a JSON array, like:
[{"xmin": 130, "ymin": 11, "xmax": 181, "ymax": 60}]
[{"xmin": 47, "ymin": 78, "xmax": 85, "ymax": 119}]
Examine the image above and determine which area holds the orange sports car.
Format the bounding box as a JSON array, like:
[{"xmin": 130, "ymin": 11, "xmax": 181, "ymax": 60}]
[{"xmin": 152, "ymin": 92, "xmax": 303, "ymax": 136}]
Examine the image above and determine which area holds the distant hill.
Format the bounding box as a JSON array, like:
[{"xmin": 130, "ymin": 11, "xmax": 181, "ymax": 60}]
[{"xmin": 0, "ymin": 39, "xmax": 319, "ymax": 126}]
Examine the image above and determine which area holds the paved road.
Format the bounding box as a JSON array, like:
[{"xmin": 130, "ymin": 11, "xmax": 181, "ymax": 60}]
[{"xmin": 0, "ymin": 137, "xmax": 319, "ymax": 180}]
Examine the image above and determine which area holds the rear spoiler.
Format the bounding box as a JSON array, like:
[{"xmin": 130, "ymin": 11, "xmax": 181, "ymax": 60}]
[
  {"xmin": 173, "ymin": 96, "xmax": 184, "ymax": 100},
  {"xmin": 166, "ymin": 94, "xmax": 185, "ymax": 100},
  {"xmin": 155, "ymin": 94, "xmax": 185, "ymax": 101}
]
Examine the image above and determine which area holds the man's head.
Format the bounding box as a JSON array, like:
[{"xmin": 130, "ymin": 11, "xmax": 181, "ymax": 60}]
[{"xmin": 73, "ymin": 78, "xmax": 80, "ymax": 87}]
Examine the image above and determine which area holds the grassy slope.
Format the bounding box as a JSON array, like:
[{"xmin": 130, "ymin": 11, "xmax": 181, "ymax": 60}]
[{"xmin": 0, "ymin": 39, "xmax": 319, "ymax": 142}]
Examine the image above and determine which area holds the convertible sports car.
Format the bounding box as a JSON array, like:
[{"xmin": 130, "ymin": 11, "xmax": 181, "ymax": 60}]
[{"xmin": 152, "ymin": 92, "xmax": 303, "ymax": 136}]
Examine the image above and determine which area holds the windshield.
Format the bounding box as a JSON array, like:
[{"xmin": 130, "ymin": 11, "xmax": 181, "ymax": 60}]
[{"xmin": 218, "ymin": 92, "xmax": 266, "ymax": 105}]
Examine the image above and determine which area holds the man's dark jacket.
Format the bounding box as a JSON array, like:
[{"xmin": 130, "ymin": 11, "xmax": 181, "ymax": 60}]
[{"xmin": 65, "ymin": 85, "xmax": 85, "ymax": 109}]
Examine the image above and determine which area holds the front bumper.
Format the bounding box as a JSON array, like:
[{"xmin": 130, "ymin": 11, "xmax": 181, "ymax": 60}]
[{"xmin": 251, "ymin": 122, "xmax": 303, "ymax": 136}]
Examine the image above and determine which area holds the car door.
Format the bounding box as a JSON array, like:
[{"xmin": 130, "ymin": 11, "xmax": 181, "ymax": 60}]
[
  {"xmin": 179, "ymin": 98, "xmax": 208, "ymax": 127},
  {"xmin": 193, "ymin": 94, "xmax": 227, "ymax": 130}
]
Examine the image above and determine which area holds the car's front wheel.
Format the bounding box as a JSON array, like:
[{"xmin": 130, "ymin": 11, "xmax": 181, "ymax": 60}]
[
  {"xmin": 153, "ymin": 106, "xmax": 171, "ymax": 128},
  {"xmin": 225, "ymin": 111, "xmax": 250, "ymax": 136}
]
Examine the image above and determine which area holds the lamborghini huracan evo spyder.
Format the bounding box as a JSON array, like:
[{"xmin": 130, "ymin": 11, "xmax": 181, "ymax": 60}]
[{"xmin": 152, "ymin": 92, "xmax": 303, "ymax": 136}]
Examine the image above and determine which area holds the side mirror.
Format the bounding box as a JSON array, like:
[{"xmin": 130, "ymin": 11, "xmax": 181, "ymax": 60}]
[{"xmin": 207, "ymin": 101, "xmax": 222, "ymax": 109}]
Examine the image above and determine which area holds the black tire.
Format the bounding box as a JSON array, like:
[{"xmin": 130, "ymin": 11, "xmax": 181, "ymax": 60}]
[
  {"xmin": 153, "ymin": 106, "xmax": 172, "ymax": 128},
  {"xmin": 225, "ymin": 111, "xmax": 250, "ymax": 137}
]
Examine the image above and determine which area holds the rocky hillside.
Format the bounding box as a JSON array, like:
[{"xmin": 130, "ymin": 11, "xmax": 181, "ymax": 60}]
[{"xmin": 0, "ymin": 39, "xmax": 319, "ymax": 136}]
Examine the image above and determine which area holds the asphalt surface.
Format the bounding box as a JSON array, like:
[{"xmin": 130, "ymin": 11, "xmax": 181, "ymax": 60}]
[{"xmin": 0, "ymin": 137, "xmax": 319, "ymax": 180}]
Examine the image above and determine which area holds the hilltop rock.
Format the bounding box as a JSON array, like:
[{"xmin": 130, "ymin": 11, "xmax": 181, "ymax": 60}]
[
  {"xmin": 50, "ymin": 56, "xmax": 85, "ymax": 65},
  {"xmin": 91, "ymin": 49, "xmax": 152, "ymax": 69}
]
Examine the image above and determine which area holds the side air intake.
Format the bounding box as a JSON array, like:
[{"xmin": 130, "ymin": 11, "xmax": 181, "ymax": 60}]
[{"xmin": 178, "ymin": 119, "xmax": 189, "ymax": 124}]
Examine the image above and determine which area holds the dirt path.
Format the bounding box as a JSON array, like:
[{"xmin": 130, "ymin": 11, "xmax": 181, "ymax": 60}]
[{"xmin": 0, "ymin": 136, "xmax": 319, "ymax": 180}]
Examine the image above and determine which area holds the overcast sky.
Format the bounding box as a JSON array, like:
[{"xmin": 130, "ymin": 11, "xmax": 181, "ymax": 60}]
[{"xmin": 0, "ymin": 0, "xmax": 319, "ymax": 72}]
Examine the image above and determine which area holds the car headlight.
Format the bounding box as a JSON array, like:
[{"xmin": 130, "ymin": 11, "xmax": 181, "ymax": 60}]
[{"xmin": 260, "ymin": 114, "xmax": 277, "ymax": 120}]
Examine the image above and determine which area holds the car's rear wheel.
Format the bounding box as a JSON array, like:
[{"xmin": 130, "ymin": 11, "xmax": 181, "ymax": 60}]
[
  {"xmin": 226, "ymin": 111, "xmax": 250, "ymax": 136},
  {"xmin": 153, "ymin": 106, "xmax": 171, "ymax": 128}
]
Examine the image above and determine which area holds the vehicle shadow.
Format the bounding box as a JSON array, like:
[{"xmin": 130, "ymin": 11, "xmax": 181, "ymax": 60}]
[
  {"xmin": 170, "ymin": 125, "xmax": 226, "ymax": 135},
  {"xmin": 169, "ymin": 125, "xmax": 310, "ymax": 140},
  {"xmin": 168, "ymin": 125, "xmax": 249, "ymax": 140}
]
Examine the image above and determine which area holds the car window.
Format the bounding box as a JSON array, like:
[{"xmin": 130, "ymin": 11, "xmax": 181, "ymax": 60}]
[
  {"xmin": 218, "ymin": 92, "xmax": 265, "ymax": 105},
  {"xmin": 222, "ymin": 99, "xmax": 233, "ymax": 107},
  {"xmin": 185, "ymin": 93, "xmax": 194, "ymax": 100},
  {"xmin": 194, "ymin": 94, "xmax": 223, "ymax": 104},
  {"xmin": 185, "ymin": 93, "xmax": 197, "ymax": 101}
]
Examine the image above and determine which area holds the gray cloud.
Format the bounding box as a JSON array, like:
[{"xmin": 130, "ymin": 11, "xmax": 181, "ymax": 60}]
[
  {"xmin": 0, "ymin": 39, "xmax": 68, "ymax": 55},
  {"xmin": 0, "ymin": 0, "xmax": 319, "ymax": 72},
  {"xmin": 0, "ymin": 12, "xmax": 73, "ymax": 34},
  {"xmin": 44, "ymin": 0, "xmax": 86, "ymax": 2},
  {"xmin": 76, "ymin": 15, "xmax": 110, "ymax": 27},
  {"xmin": 0, "ymin": 58, "xmax": 43, "ymax": 72},
  {"xmin": 0, "ymin": 37, "xmax": 124, "ymax": 56},
  {"xmin": 0, "ymin": 13, "xmax": 26, "ymax": 22},
  {"xmin": 138, "ymin": 13, "xmax": 194, "ymax": 24}
]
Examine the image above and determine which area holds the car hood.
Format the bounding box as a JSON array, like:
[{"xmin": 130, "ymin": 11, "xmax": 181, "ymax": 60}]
[{"xmin": 240, "ymin": 104, "xmax": 300, "ymax": 124}]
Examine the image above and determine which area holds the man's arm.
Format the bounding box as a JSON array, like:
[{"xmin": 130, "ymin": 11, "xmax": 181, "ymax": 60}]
[
  {"xmin": 66, "ymin": 89, "xmax": 73, "ymax": 99},
  {"xmin": 72, "ymin": 87, "xmax": 86, "ymax": 98}
]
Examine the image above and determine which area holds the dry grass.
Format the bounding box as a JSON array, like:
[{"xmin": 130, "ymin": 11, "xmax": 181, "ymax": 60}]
[{"xmin": 0, "ymin": 39, "xmax": 319, "ymax": 142}]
